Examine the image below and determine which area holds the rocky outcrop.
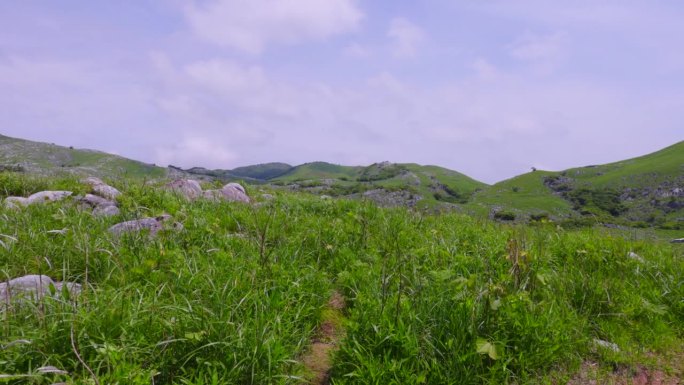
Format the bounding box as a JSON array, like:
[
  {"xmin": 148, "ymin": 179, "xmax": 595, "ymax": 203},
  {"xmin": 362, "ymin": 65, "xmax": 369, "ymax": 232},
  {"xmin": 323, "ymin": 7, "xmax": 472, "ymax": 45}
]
[
  {"xmin": 202, "ymin": 183, "xmax": 250, "ymax": 203},
  {"xmin": 108, "ymin": 214, "xmax": 183, "ymax": 237},
  {"xmin": 352, "ymin": 189, "xmax": 422, "ymax": 208},
  {"xmin": 220, "ymin": 183, "xmax": 250, "ymax": 203},
  {"xmin": 78, "ymin": 193, "xmax": 120, "ymax": 217},
  {"xmin": 3, "ymin": 191, "xmax": 72, "ymax": 208},
  {"xmin": 0, "ymin": 274, "xmax": 81, "ymax": 303},
  {"xmin": 3, "ymin": 196, "xmax": 29, "ymax": 209},
  {"xmin": 166, "ymin": 179, "xmax": 203, "ymax": 200},
  {"xmin": 84, "ymin": 177, "xmax": 120, "ymax": 200}
]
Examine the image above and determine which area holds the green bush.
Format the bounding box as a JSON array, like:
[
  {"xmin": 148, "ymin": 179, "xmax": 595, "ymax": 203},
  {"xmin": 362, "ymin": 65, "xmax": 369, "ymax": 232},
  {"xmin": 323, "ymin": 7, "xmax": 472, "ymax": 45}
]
[
  {"xmin": 494, "ymin": 210, "xmax": 516, "ymax": 221},
  {"xmin": 565, "ymin": 187, "xmax": 626, "ymax": 216}
]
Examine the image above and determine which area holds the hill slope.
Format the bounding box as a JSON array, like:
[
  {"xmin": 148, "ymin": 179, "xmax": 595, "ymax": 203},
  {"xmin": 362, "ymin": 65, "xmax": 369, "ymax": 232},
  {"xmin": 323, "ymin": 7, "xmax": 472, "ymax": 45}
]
[
  {"xmin": 0, "ymin": 134, "xmax": 166, "ymax": 179},
  {"xmin": 270, "ymin": 161, "xmax": 488, "ymax": 207},
  {"xmin": 470, "ymin": 141, "xmax": 684, "ymax": 227}
]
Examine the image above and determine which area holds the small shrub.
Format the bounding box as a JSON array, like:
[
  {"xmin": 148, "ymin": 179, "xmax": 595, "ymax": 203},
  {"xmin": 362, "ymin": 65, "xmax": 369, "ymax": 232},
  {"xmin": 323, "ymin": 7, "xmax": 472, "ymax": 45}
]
[
  {"xmin": 494, "ymin": 210, "xmax": 516, "ymax": 221},
  {"xmin": 529, "ymin": 212, "xmax": 549, "ymax": 222}
]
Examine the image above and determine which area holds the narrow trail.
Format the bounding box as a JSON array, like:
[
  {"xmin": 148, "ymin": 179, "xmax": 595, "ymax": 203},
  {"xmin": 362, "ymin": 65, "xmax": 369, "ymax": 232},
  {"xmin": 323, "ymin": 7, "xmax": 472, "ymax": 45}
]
[
  {"xmin": 300, "ymin": 290, "xmax": 347, "ymax": 385},
  {"xmin": 567, "ymin": 359, "xmax": 682, "ymax": 385}
]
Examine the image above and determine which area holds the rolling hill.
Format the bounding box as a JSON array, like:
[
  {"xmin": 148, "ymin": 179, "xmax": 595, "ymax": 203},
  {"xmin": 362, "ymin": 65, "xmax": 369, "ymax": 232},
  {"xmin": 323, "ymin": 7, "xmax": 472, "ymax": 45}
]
[
  {"xmin": 470, "ymin": 141, "xmax": 684, "ymax": 228},
  {"xmin": 2, "ymin": 132, "xmax": 682, "ymax": 229},
  {"xmin": 0, "ymin": 134, "xmax": 166, "ymax": 179}
]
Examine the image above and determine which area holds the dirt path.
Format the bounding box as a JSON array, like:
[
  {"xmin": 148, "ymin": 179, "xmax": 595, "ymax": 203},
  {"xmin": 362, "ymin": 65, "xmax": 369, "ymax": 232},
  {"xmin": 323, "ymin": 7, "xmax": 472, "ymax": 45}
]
[
  {"xmin": 567, "ymin": 360, "xmax": 682, "ymax": 385},
  {"xmin": 300, "ymin": 290, "xmax": 347, "ymax": 385}
]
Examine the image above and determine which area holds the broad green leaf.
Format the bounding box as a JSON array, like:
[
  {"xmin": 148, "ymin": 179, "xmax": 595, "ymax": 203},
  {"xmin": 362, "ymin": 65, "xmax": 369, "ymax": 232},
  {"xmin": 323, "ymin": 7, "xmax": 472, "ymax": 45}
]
[{"xmin": 476, "ymin": 338, "xmax": 499, "ymax": 360}]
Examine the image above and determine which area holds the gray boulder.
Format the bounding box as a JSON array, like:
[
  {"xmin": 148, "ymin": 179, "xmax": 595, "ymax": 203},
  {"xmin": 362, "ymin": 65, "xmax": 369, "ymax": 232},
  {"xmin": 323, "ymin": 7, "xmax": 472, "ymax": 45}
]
[
  {"xmin": 3, "ymin": 191, "xmax": 72, "ymax": 208},
  {"xmin": 108, "ymin": 214, "xmax": 182, "ymax": 237},
  {"xmin": 221, "ymin": 183, "xmax": 250, "ymax": 203},
  {"xmin": 79, "ymin": 193, "xmax": 119, "ymax": 217},
  {"xmin": 3, "ymin": 196, "xmax": 28, "ymax": 209},
  {"xmin": 0, "ymin": 275, "xmax": 81, "ymax": 303},
  {"xmin": 26, "ymin": 191, "xmax": 72, "ymax": 205},
  {"xmin": 627, "ymin": 251, "xmax": 644, "ymax": 263},
  {"xmin": 84, "ymin": 177, "xmax": 121, "ymax": 200},
  {"xmin": 166, "ymin": 179, "xmax": 203, "ymax": 200},
  {"xmin": 202, "ymin": 189, "xmax": 223, "ymax": 201},
  {"xmin": 79, "ymin": 193, "xmax": 112, "ymax": 208},
  {"xmin": 93, "ymin": 204, "xmax": 120, "ymax": 217}
]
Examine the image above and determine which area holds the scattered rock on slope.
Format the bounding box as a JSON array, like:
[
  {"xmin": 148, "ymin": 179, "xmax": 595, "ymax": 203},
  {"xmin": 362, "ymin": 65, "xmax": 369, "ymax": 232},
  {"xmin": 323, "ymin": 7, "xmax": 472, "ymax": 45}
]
[
  {"xmin": 0, "ymin": 274, "xmax": 81, "ymax": 303},
  {"xmin": 84, "ymin": 177, "xmax": 121, "ymax": 200},
  {"xmin": 3, "ymin": 191, "xmax": 73, "ymax": 208},
  {"xmin": 78, "ymin": 193, "xmax": 120, "ymax": 217},
  {"xmin": 203, "ymin": 183, "xmax": 251, "ymax": 203},
  {"xmin": 3, "ymin": 196, "xmax": 29, "ymax": 209},
  {"xmin": 221, "ymin": 182, "xmax": 250, "ymax": 203},
  {"xmin": 108, "ymin": 214, "xmax": 183, "ymax": 237},
  {"xmin": 26, "ymin": 191, "xmax": 73, "ymax": 204},
  {"xmin": 166, "ymin": 179, "xmax": 203, "ymax": 200}
]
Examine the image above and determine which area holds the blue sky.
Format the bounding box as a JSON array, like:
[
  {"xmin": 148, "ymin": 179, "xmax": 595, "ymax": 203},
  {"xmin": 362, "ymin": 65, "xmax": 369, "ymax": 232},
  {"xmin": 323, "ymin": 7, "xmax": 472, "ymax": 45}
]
[{"xmin": 1, "ymin": 0, "xmax": 682, "ymax": 183}]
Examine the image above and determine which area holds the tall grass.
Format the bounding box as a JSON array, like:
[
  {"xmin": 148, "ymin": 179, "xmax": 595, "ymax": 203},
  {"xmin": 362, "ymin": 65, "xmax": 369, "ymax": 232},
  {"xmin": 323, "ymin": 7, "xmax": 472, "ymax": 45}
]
[{"xmin": 0, "ymin": 172, "xmax": 681, "ymax": 383}]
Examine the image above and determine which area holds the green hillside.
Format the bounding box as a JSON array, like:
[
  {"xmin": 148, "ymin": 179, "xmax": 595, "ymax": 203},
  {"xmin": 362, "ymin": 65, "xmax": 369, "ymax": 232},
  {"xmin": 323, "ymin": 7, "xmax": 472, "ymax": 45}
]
[
  {"xmin": 0, "ymin": 134, "xmax": 166, "ymax": 179},
  {"xmin": 229, "ymin": 162, "xmax": 293, "ymax": 180},
  {"xmin": 3, "ymin": 133, "xmax": 681, "ymax": 229},
  {"xmin": 470, "ymin": 141, "xmax": 684, "ymax": 227},
  {"xmin": 567, "ymin": 141, "xmax": 684, "ymax": 187},
  {"xmin": 273, "ymin": 161, "xmax": 362, "ymax": 182},
  {"xmin": 271, "ymin": 161, "xmax": 488, "ymax": 207},
  {"xmin": 469, "ymin": 171, "xmax": 573, "ymax": 217}
]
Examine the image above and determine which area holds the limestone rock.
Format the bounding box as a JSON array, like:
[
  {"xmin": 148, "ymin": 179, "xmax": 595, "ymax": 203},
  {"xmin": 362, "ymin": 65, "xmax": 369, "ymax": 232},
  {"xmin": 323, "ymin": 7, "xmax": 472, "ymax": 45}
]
[
  {"xmin": 93, "ymin": 204, "xmax": 120, "ymax": 217},
  {"xmin": 79, "ymin": 193, "xmax": 112, "ymax": 208},
  {"xmin": 3, "ymin": 196, "xmax": 28, "ymax": 209},
  {"xmin": 84, "ymin": 177, "xmax": 121, "ymax": 200},
  {"xmin": 221, "ymin": 183, "xmax": 250, "ymax": 203},
  {"xmin": 26, "ymin": 191, "xmax": 72, "ymax": 205},
  {"xmin": 0, "ymin": 275, "xmax": 81, "ymax": 303},
  {"xmin": 202, "ymin": 189, "xmax": 223, "ymax": 201},
  {"xmin": 166, "ymin": 179, "xmax": 203, "ymax": 200},
  {"xmin": 627, "ymin": 251, "xmax": 644, "ymax": 263},
  {"xmin": 4, "ymin": 191, "xmax": 72, "ymax": 208},
  {"xmin": 108, "ymin": 214, "xmax": 182, "ymax": 237},
  {"xmin": 79, "ymin": 193, "xmax": 119, "ymax": 217},
  {"xmin": 593, "ymin": 338, "xmax": 620, "ymax": 352}
]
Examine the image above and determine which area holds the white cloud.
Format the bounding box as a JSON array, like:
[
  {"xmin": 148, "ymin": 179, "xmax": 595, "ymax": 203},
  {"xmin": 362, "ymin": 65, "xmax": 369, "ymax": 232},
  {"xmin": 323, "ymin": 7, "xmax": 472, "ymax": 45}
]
[
  {"xmin": 184, "ymin": 0, "xmax": 363, "ymax": 53},
  {"xmin": 471, "ymin": 58, "xmax": 501, "ymax": 80},
  {"xmin": 343, "ymin": 42, "xmax": 370, "ymax": 58},
  {"xmin": 509, "ymin": 32, "xmax": 566, "ymax": 62},
  {"xmin": 508, "ymin": 31, "xmax": 568, "ymax": 74},
  {"xmin": 155, "ymin": 137, "xmax": 238, "ymax": 169},
  {"xmin": 387, "ymin": 17, "xmax": 425, "ymax": 57}
]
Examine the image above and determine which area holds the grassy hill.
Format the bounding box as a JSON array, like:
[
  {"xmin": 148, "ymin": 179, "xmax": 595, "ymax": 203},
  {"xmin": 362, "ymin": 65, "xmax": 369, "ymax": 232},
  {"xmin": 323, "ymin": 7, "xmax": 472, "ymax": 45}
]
[
  {"xmin": 0, "ymin": 172, "xmax": 681, "ymax": 383},
  {"xmin": 3, "ymin": 133, "xmax": 682, "ymax": 229},
  {"xmin": 468, "ymin": 171, "xmax": 573, "ymax": 217},
  {"xmin": 274, "ymin": 161, "xmax": 363, "ymax": 182},
  {"xmin": 0, "ymin": 134, "xmax": 166, "ymax": 179},
  {"xmin": 229, "ymin": 162, "xmax": 293, "ymax": 180},
  {"xmin": 268, "ymin": 161, "xmax": 488, "ymax": 208},
  {"xmin": 470, "ymin": 141, "xmax": 684, "ymax": 228}
]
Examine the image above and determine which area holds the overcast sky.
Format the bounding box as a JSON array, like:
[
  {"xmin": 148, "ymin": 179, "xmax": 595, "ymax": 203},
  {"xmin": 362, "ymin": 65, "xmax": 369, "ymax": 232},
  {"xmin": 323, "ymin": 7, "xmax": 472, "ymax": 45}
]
[{"xmin": 1, "ymin": 0, "xmax": 682, "ymax": 183}]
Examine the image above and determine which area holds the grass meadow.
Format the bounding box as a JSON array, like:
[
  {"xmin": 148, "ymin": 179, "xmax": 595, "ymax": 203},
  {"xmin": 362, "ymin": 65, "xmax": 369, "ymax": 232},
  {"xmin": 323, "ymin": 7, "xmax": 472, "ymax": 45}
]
[{"xmin": 0, "ymin": 173, "xmax": 682, "ymax": 384}]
